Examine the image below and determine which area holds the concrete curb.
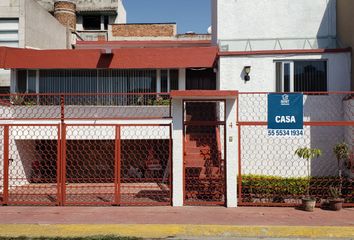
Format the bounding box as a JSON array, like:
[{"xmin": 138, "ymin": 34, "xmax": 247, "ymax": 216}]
[{"xmin": 0, "ymin": 224, "xmax": 354, "ymax": 238}]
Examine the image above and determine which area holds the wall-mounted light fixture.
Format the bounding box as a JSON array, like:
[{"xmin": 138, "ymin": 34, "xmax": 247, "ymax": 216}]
[{"xmin": 244, "ymin": 66, "xmax": 251, "ymax": 81}]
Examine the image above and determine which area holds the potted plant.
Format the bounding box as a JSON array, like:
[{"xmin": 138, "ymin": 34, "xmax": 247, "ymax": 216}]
[
  {"xmin": 330, "ymin": 142, "xmax": 349, "ymax": 210},
  {"xmin": 295, "ymin": 147, "xmax": 322, "ymax": 212},
  {"xmin": 328, "ymin": 186, "xmax": 344, "ymax": 211}
]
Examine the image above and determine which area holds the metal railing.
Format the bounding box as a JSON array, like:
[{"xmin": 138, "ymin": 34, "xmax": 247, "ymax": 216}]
[{"xmin": 0, "ymin": 93, "xmax": 172, "ymax": 120}]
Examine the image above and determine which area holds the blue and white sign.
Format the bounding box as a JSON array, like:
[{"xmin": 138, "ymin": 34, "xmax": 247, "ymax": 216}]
[{"xmin": 268, "ymin": 93, "xmax": 304, "ymax": 137}]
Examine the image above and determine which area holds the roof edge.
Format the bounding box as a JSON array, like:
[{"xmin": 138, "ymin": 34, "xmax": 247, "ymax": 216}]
[{"xmin": 218, "ymin": 48, "xmax": 352, "ymax": 57}]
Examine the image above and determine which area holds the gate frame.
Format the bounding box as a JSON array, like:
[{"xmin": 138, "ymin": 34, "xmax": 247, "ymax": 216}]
[
  {"xmin": 2, "ymin": 123, "xmax": 61, "ymax": 206},
  {"xmin": 118, "ymin": 123, "xmax": 173, "ymax": 206},
  {"xmin": 182, "ymin": 99, "xmax": 227, "ymax": 206},
  {"xmin": 236, "ymin": 91, "xmax": 354, "ymax": 208},
  {"xmin": 1, "ymin": 123, "xmax": 172, "ymax": 206}
]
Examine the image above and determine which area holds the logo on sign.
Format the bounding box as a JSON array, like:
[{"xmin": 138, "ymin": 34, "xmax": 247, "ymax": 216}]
[{"xmin": 280, "ymin": 94, "xmax": 290, "ymax": 106}]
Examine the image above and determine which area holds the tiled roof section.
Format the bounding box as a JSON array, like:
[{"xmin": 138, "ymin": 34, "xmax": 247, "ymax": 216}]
[{"xmin": 0, "ymin": 46, "xmax": 218, "ymax": 69}]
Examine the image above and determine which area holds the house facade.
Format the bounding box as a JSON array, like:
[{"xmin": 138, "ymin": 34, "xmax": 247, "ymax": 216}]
[{"xmin": 0, "ymin": 0, "xmax": 353, "ymax": 208}]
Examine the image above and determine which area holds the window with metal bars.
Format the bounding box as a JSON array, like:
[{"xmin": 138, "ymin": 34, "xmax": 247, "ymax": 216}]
[
  {"xmin": 275, "ymin": 60, "xmax": 327, "ymax": 92},
  {"xmin": 36, "ymin": 69, "xmax": 157, "ymax": 94},
  {"xmin": 160, "ymin": 69, "xmax": 179, "ymax": 92}
]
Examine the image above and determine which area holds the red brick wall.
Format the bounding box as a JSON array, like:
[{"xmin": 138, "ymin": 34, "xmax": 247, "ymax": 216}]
[
  {"xmin": 54, "ymin": 1, "xmax": 76, "ymax": 31},
  {"xmin": 111, "ymin": 24, "xmax": 176, "ymax": 37}
]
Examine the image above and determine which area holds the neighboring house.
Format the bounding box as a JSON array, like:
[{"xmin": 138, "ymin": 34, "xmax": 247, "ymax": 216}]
[
  {"xmin": 0, "ymin": 0, "xmax": 127, "ymax": 90},
  {"xmin": 34, "ymin": 0, "xmax": 127, "ymax": 41},
  {"xmin": 0, "ymin": 0, "xmax": 353, "ymax": 208},
  {"xmin": 337, "ymin": 0, "xmax": 354, "ymax": 89},
  {"xmin": 0, "ymin": 0, "xmax": 69, "ymax": 91},
  {"xmin": 213, "ymin": 0, "xmax": 350, "ymax": 92}
]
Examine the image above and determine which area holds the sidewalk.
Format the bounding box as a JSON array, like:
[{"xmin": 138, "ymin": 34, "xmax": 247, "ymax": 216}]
[{"xmin": 0, "ymin": 206, "xmax": 353, "ymax": 238}]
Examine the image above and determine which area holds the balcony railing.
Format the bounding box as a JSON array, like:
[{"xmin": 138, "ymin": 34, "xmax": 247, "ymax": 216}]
[
  {"xmin": 76, "ymin": 31, "xmax": 108, "ymax": 41},
  {"xmin": 0, "ymin": 93, "xmax": 171, "ymax": 120}
]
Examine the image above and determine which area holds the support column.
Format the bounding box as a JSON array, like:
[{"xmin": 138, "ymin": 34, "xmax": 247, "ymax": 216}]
[
  {"xmin": 225, "ymin": 98, "xmax": 238, "ymax": 207},
  {"xmin": 172, "ymin": 99, "xmax": 184, "ymax": 206},
  {"xmin": 156, "ymin": 69, "xmax": 161, "ymax": 93},
  {"xmin": 178, "ymin": 69, "xmax": 186, "ymax": 90},
  {"xmin": 100, "ymin": 15, "xmax": 105, "ymax": 31}
]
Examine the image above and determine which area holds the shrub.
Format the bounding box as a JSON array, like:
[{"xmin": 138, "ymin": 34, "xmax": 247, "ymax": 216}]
[
  {"xmin": 239, "ymin": 175, "xmax": 353, "ymax": 203},
  {"xmin": 240, "ymin": 175, "xmax": 308, "ymax": 197}
]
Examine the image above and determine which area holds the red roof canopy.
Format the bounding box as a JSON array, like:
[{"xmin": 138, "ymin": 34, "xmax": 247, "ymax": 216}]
[{"xmin": 0, "ymin": 46, "xmax": 218, "ymax": 69}]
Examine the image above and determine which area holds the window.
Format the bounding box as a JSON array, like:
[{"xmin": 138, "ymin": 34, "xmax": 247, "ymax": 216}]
[
  {"xmin": 16, "ymin": 70, "xmax": 27, "ymax": 93},
  {"xmin": 27, "ymin": 70, "xmax": 37, "ymax": 93},
  {"xmin": 186, "ymin": 68, "xmax": 216, "ymax": 90},
  {"xmin": 170, "ymin": 69, "xmax": 179, "ymax": 91},
  {"xmin": 15, "ymin": 70, "xmax": 37, "ymax": 93},
  {"xmin": 275, "ymin": 60, "xmax": 327, "ymax": 92},
  {"xmin": 160, "ymin": 69, "xmax": 179, "ymax": 92},
  {"xmin": 82, "ymin": 16, "xmax": 101, "ymax": 30}
]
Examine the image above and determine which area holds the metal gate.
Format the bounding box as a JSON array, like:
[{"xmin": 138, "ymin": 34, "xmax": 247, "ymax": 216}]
[
  {"xmin": 237, "ymin": 92, "xmax": 354, "ymax": 207},
  {"xmin": 2, "ymin": 124, "xmax": 60, "ymax": 206},
  {"xmin": 183, "ymin": 100, "xmax": 226, "ymax": 206},
  {"xmin": 0, "ymin": 123, "xmax": 172, "ymax": 206}
]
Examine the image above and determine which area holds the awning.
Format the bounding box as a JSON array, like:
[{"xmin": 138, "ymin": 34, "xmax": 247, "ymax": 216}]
[{"xmin": 0, "ymin": 46, "xmax": 218, "ymax": 69}]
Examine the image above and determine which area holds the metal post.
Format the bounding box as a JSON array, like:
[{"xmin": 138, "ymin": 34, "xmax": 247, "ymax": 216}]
[
  {"xmin": 169, "ymin": 124, "xmax": 173, "ymax": 205},
  {"xmin": 237, "ymin": 124, "xmax": 242, "ymax": 205},
  {"xmin": 56, "ymin": 125, "xmax": 61, "ymax": 206},
  {"xmin": 60, "ymin": 124, "xmax": 66, "ymax": 205},
  {"xmin": 60, "ymin": 95, "xmax": 65, "ymax": 122},
  {"xmin": 3, "ymin": 126, "xmax": 9, "ymax": 205},
  {"xmin": 114, "ymin": 125, "xmax": 121, "ymax": 205}
]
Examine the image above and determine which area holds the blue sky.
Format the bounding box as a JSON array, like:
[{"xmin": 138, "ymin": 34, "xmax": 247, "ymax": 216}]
[{"xmin": 122, "ymin": 0, "xmax": 211, "ymax": 34}]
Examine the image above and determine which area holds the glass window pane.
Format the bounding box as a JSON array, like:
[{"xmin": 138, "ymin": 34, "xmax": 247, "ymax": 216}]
[
  {"xmin": 16, "ymin": 70, "xmax": 27, "ymax": 93},
  {"xmin": 275, "ymin": 62, "xmax": 282, "ymax": 92},
  {"xmin": 27, "ymin": 70, "xmax": 37, "ymax": 93},
  {"xmin": 170, "ymin": 69, "xmax": 179, "ymax": 91},
  {"xmin": 161, "ymin": 70, "xmax": 168, "ymax": 92},
  {"xmin": 294, "ymin": 61, "xmax": 327, "ymax": 92},
  {"xmin": 283, "ymin": 63, "xmax": 290, "ymax": 92}
]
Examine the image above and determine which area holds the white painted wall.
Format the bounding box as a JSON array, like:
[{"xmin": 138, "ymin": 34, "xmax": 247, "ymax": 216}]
[
  {"xmin": 218, "ymin": 53, "xmax": 351, "ymax": 92},
  {"xmin": 218, "ymin": 51, "xmax": 351, "ymax": 178},
  {"xmin": 172, "ymin": 99, "xmax": 183, "ymax": 206},
  {"xmin": 178, "ymin": 69, "xmax": 186, "ymax": 91},
  {"xmin": 7, "ymin": 125, "xmax": 58, "ymax": 189},
  {"xmin": 225, "ymin": 98, "xmax": 237, "ymax": 207},
  {"xmin": 213, "ymin": 0, "xmax": 336, "ymax": 42},
  {"xmin": 0, "ymin": 0, "xmax": 20, "ymax": 18},
  {"xmin": 20, "ymin": 0, "xmax": 68, "ymax": 49},
  {"xmin": 117, "ymin": 0, "xmax": 126, "ymax": 24},
  {"xmin": 236, "ymin": 92, "xmax": 347, "ymax": 178}
]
